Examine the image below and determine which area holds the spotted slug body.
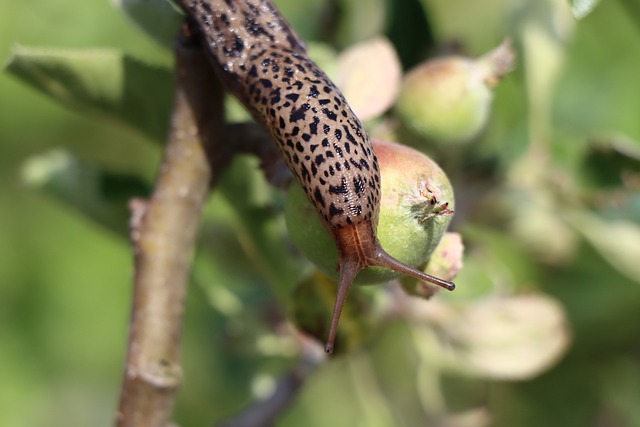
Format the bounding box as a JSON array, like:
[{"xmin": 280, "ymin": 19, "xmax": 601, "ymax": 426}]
[
  {"xmin": 179, "ymin": 0, "xmax": 454, "ymax": 353},
  {"xmin": 182, "ymin": 0, "xmax": 379, "ymax": 230}
]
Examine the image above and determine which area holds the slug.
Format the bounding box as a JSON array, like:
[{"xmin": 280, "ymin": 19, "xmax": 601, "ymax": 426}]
[{"xmin": 177, "ymin": 0, "xmax": 455, "ymax": 353}]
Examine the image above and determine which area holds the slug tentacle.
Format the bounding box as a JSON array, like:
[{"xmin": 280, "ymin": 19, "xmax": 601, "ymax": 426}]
[
  {"xmin": 326, "ymin": 221, "xmax": 454, "ymax": 353},
  {"xmin": 177, "ymin": 0, "xmax": 455, "ymax": 354}
]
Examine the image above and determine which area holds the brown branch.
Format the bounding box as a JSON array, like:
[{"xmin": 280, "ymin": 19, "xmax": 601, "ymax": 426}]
[{"xmin": 115, "ymin": 33, "xmax": 229, "ymax": 427}]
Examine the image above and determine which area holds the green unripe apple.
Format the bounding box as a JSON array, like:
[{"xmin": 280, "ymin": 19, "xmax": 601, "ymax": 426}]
[
  {"xmin": 285, "ymin": 139, "xmax": 454, "ymax": 284},
  {"xmin": 396, "ymin": 40, "xmax": 515, "ymax": 144}
]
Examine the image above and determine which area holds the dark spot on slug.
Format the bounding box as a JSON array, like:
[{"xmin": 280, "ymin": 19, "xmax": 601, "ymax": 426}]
[
  {"xmin": 247, "ymin": 2, "xmax": 259, "ymax": 15},
  {"xmin": 309, "ymin": 117, "xmax": 319, "ymax": 135},
  {"xmin": 314, "ymin": 187, "xmax": 325, "ymax": 207},
  {"xmin": 349, "ymin": 158, "xmax": 362, "ymax": 170},
  {"xmin": 223, "ymin": 34, "xmax": 245, "ymax": 57},
  {"xmin": 329, "ymin": 203, "xmax": 344, "ymax": 217},
  {"xmin": 322, "ymin": 108, "xmax": 337, "ymax": 121},
  {"xmin": 290, "ymin": 103, "xmax": 310, "ymax": 122},
  {"xmin": 329, "ymin": 178, "xmax": 348, "ymax": 195},
  {"xmin": 270, "ymin": 89, "xmax": 281, "ymax": 104}
]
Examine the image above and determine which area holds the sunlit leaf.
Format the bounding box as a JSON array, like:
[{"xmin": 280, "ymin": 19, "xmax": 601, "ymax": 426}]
[
  {"xmin": 437, "ymin": 295, "xmax": 570, "ymax": 380},
  {"xmin": 569, "ymin": 0, "xmax": 601, "ymax": 19},
  {"xmin": 5, "ymin": 46, "xmax": 173, "ymax": 142}
]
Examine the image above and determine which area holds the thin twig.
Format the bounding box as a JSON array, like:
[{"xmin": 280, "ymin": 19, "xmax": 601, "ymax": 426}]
[
  {"xmin": 215, "ymin": 333, "xmax": 326, "ymax": 427},
  {"xmin": 226, "ymin": 122, "xmax": 292, "ymax": 189},
  {"xmin": 115, "ymin": 33, "xmax": 229, "ymax": 427}
]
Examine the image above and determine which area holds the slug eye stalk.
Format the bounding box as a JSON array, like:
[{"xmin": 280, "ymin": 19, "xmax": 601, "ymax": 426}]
[
  {"xmin": 177, "ymin": 0, "xmax": 456, "ymax": 355},
  {"xmin": 324, "ymin": 221, "xmax": 455, "ymax": 354}
]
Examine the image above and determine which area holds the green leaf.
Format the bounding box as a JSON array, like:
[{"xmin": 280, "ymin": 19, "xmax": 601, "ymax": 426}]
[
  {"xmin": 599, "ymin": 359, "xmax": 640, "ymax": 426},
  {"xmin": 21, "ymin": 149, "xmax": 150, "ymax": 235},
  {"xmin": 112, "ymin": 0, "xmax": 183, "ymax": 48},
  {"xmin": 214, "ymin": 155, "xmax": 305, "ymax": 298},
  {"xmin": 5, "ymin": 46, "xmax": 174, "ymax": 142},
  {"xmin": 332, "ymin": 0, "xmax": 387, "ymax": 48},
  {"xmin": 414, "ymin": 295, "xmax": 570, "ymax": 380},
  {"xmin": 580, "ymin": 136, "xmax": 640, "ymax": 189},
  {"xmin": 566, "ymin": 209, "xmax": 640, "ymax": 284},
  {"xmin": 456, "ymin": 295, "xmax": 569, "ymax": 380},
  {"xmin": 570, "ymin": 0, "xmax": 601, "ymax": 19}
]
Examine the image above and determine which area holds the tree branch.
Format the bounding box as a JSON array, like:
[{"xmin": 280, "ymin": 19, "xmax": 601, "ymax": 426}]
[{"xmin": 115, "ymin": 33, "xmax": 229, "ymax": 427}]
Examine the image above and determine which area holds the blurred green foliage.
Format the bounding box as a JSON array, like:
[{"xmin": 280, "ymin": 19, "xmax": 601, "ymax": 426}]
[{"xmin": 2, "ymin": 0, "xmax": 640, "ymax": 426}]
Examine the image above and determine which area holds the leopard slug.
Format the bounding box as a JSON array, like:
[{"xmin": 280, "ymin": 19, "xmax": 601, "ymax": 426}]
[{"xmin": 177, "ymin": 0, "xmax": 455, "ymax": 353}]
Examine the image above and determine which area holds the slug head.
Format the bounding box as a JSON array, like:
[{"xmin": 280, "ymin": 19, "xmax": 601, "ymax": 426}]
[{"xmin": 324, "ymin": 220, "xmax": 455, "ymax": 354}]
